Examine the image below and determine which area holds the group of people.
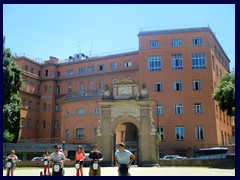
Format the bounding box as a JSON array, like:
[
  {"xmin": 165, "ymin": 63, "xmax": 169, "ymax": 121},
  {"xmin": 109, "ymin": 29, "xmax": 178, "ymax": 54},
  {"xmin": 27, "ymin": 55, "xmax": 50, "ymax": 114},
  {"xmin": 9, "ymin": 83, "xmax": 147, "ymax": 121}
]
[{"xmin": 5, "ymin": 142, "xmax": 135, "ymax": 176}]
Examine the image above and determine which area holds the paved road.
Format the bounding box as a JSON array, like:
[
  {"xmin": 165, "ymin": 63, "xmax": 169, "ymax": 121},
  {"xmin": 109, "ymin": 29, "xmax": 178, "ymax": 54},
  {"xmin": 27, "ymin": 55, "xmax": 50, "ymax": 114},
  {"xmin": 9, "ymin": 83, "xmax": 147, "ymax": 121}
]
[{"xmin": 3, "ymin": 166, "xmax": 235, "ymax": 176}]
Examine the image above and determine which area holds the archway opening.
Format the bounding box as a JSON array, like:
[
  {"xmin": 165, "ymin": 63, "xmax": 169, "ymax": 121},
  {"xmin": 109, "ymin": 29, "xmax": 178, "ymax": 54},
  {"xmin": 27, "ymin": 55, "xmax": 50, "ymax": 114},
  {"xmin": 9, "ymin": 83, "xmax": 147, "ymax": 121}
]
[{"xmin": 114, "ymin": 122, "xmax": 138, "ymax": 165}]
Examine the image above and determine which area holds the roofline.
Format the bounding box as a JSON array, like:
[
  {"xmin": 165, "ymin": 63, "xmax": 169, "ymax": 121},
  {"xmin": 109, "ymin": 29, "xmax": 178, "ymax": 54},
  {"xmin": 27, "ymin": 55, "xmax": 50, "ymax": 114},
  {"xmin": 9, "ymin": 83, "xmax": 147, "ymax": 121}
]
[{"xmin": 138, "ymin": 27, "xmax": 231, "ymax": 63}]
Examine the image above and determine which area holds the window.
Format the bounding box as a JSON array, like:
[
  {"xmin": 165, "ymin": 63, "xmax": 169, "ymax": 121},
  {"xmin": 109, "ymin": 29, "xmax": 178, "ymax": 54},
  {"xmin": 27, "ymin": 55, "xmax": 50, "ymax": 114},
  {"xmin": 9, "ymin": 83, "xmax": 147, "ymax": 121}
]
[
  {"xmin": 50, "ymin": 70, "xmax": 53, "ymax": 76},
  {"xmin": 155, "ymin": 82, "xmax": 162, "ymax": 92},
  {"xmin": 79, "ymin": 67, "xmax": 85, "ymax": 75},
  {"xmin": 45, "ymin": 70, "xmax": 48, "ymax": 76},
  {"xmin": 80, "ymin": 83, "xmax": 84, "ymax": 91},
  {"xmin": 76, "ymin": 108, "xmax": 85, "ymax": 115},
  {"xmin": 220, "ymin": 69, "xmax": 222, "ymax": 77},
  {"xmin": 67, "ymin": 69, "xmax": 73, "ymax": 76},
  {"xmin": 174, "ymin": 81, "xmax": 182, "ymax": 91},
  {"xmin": 172, "ymin": 54, "xmax": 183, "ymax": 70},
  {"xmin": 22, "ymin": 100, "xmax": 26, "ymax": 108},
  {"xmin": 47, "ymin": 121, "xmax": 50, "ymax": 129},
  {"xmin": 27, "ymin": 119, "xmax": 31, "ymax": 129},
  {"xmin": 49, "ymin": 86, "xmax": 52, "ymax": 92},
  {"xmin": 37, "ymin": 85, "xmax": 40, "ymax": 92},
  {"xmin": 124, "ymin": 61, "xmax": 132, "ymax": 67},
  {"xmin": 42, "ymin": 120, "xmax": 46, "ymax": 129},
  {"xmin": 175, "ymin": 104, "xmax": 183, "ymax": 115},
  {"xmin": 148, "ymin": 56, "xmax": 162, "ymax": 71},
  {"xmin": 65, "ymin": 129, "xmax": 69, "ymax": 139},
  {"xmin": 68, "ymin": 84, "xmax": 72, "ymax": 93},
  {"xmin": 93, "ymin": 108, "xmax": 100, "ymax": 114},
  {"xmin": 171, "ymin": 39, "xmax": 181, "ymax": 46},
  {"xmin": 193, "ymin": 80, "xmax": 201, "ymax": 90},
  {"xmin": 35, "ymin": 120, "xmax": 39, "ymax": 129},
  {"xmin": 57, "ymin": 71, "xmax": 60, "ymax": 77},
  {"xmin": 88, "ymin": 66, "xmax": 94, "ymax": 73},
  {"xmin": 76, "ymin": 128, "xmax": 85, "ymax": 139},
  {"xmin": 175, "ymin": 126, "xmax": 185, "ymax": 140},
  {"xmin": 54, "ymin": 120, "xmax": 59, "ymax": 130},
  {"xmin": 196, "ymin": 126, "xmax": 204, "ymax": 140},
  {"xmin": 30, "ymin": 68, "xmax": 34, "ymax": 74},
  {"xmin": 218, "ymin": 50, "xmax": 220, "ymax": 57},
  {"xmin": 48, "ymin": 104, "xmax": 51, "ymax": 112},
  {"xmin": 212, "ymin": 55, "xmax": 215, "ymax": 70},
  {"xmin": 56, "ymin": 86, "xmax": 60, "ymax": 94},
  {"xmin": 43, "ymin": 103, "xmax": 47, "ymax": 112},
  {"xmin": 28, "ymin": 101, "xmax": 32, "ymax": 110},
  {"xmin": 111, "ymin": 62, "xmax": 118, "ymax": 69},
  {"xmin": 36, "ymin": 103, "xmax": 39, "ymax": 112},
  {"xmin": 98, "ymin": 65, "xmax": 104, "ymax": 71},
  {"xmin": 194, "ymin": 103, "xmax": 202, "ymax": 114},
  {"xmin": 156, "ymin": 104, "xmax": 163, "ymax": 115},
  {"xmin": 66, "ymin": 111, "xmax": 70, "ymax": 116},
  {"xmin": 216, "ymin": 65, "xmax": 219, "ymax": 76},
  {"xmin": 149, "ymin": 40, "xmax": 159, "ymax": 48},
  {"xmin": 23, "ymin": 81, "xmax": 27, "ymax": 89},
  {"xmin": 25, "ymin": 65, "xmax": 28, "ymax": 71},
  {"xmin": 99, "ymin": 80, "xmax": 103, "ymax": 90},
  {"xmin": 192, "ymin": 53, "xmax": 206, "ymax": 69},
  {"xmin": 89, "ymin": 82, "xmax": 93, "ymax": 90},
  {"xmin": 158, "ymin": 127, "xmax": 164, "ymax": 141},
  {"xmin": 38, "ymin": 71, "xmax": 41, "ymax": 77},
  {"xmin": 56, "ymin": 104, "xmax": 59, "ymax": 112},
  {"xmin": 192, "ymin": 38, "xmax": 202, "ymax": 45},
  {"xmin": 44, "ymin": 85, "xmax": 47, "ymax": 92},
  {"xmin": 29, "ymin": 83, "xmax": 33, "ymax": 91}
]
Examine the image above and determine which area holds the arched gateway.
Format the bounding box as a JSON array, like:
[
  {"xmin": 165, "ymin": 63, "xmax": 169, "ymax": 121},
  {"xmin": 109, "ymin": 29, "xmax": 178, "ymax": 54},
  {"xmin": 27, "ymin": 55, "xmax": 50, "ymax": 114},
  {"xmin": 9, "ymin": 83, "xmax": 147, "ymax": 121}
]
[{"xmin": 96, "ymin": 78, "xmax": 159, "ymax": 166}]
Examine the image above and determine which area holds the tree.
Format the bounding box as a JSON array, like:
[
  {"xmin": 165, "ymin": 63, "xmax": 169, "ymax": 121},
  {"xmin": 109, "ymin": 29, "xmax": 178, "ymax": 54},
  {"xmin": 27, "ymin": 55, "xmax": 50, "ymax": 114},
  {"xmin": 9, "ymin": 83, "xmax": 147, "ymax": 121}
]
[
  {"xmin": 3, "ymin": 36, "xmax": 23, "ymax": 143},
  {"xmin": 212, "ymin": 72, "xmax": 235, "ymax": 116}
]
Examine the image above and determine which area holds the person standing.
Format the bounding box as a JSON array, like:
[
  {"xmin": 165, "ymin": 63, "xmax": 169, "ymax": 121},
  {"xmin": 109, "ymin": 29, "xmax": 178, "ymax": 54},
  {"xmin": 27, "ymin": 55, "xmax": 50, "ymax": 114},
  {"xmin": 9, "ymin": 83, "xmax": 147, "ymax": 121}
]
[
  {"xmin": 88, "ymin": 144, "xmax": 103, "ymax": 176},
  {"xmin": 75, "ymin": 145, "xmax": 85, "ymax": 176},
  {"xmin": 42, "ymin": 150, "xmax": 51, "ymax": 176},
  {"xmin": 5, "ymin": 150, "xmax": 18, "ymax": 176},
  {"xmin": 115, "ymin": 142, "xmax": 135, "ymax": 176}
]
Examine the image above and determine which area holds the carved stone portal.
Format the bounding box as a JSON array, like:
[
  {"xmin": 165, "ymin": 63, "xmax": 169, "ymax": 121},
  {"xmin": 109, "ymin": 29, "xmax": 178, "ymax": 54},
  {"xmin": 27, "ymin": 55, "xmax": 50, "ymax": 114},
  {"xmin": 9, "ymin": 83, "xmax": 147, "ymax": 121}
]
[{"xmin": 96, "ymin": 77, "xmax": 158, "ymax": 166}]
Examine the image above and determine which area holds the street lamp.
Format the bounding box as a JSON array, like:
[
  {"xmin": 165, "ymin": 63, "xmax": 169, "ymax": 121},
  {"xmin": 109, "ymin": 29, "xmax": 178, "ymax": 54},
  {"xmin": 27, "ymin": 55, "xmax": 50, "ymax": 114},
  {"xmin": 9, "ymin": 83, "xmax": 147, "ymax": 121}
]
[{"xmin": 62, "ymin": 141, "xmax": 65, "ymax": 151}]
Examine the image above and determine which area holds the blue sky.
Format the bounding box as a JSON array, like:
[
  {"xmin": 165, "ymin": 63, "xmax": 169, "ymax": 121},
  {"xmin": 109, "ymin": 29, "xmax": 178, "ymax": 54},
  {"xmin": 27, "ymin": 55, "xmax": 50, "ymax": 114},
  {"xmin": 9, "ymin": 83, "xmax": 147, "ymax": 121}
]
[{"xmin": 3, "ymin": 4, "xmax": 235, "ymax": 69}]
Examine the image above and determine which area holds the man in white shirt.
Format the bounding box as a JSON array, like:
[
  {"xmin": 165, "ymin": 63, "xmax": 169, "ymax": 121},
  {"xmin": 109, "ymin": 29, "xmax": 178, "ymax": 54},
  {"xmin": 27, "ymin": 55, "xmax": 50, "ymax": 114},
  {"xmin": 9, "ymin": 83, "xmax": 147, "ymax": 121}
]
[
  {"xmin": 49, "ymin": 145, "xmax": 66, "ymax": 176},
  {"xmin": 115, "ymin": 142, "xmax": 135, "ymax": 176}
]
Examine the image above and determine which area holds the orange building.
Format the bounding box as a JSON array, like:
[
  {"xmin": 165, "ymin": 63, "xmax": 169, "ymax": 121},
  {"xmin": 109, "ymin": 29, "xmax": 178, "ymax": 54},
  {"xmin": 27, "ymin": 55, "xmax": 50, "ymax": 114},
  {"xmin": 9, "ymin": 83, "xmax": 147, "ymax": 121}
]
[{"xmin": 15, "ymin": 27, "xmax": 233, "ymax": 157}]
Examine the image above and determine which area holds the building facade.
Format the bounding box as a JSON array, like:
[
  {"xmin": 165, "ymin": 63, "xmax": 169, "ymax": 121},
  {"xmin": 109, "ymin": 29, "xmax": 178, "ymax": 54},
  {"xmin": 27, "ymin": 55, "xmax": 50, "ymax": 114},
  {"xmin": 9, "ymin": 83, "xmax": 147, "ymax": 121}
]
[{"xmin": 15, "ymin": 27, "xmax": 233, "ymax": 158}]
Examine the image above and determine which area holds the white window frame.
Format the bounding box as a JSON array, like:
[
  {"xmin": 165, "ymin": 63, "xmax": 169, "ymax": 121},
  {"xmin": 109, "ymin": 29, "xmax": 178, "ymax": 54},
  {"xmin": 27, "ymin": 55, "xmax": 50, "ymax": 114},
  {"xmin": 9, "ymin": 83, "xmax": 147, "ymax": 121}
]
[
  {"xmin": 155, "ymin": 82, "xmax": 162, "ymax": 92},
  {"xmin": 149, "ymin": 40, "xmax": 159, "ymax": 48},
  {"xmin": 174, "ymin": 81, "xmax": 182, "ymax": 91},
  {"xmin": 192, "ymin": 38, "xmax": 202, "ymax": 45},
  {"xmin": 156, "ymin": 104, "xmax": 163, "ymax": 115},
  {"xmin": 194, "ymin": 103, "xmax": 202, "ymax": 114},
  {"xmin": 171, "ymin": 39, "xmax": 181, "ymax": 46},
  {"xmin": 124, "ymin": 60, "xmax": 132, "ymax": 67},
  {"xmin": 67, "ymin": 69, "xmax": 73, "ymax": 76},
  {"xmin": 175, "ymin": 126, "xmax": 185, "ymax": 140},
  {"xmin": 76, "ymin": 108, "xmax": 85, "ymax": 115},
  {"xmin": 175, "ymin": 104, "xmax": 183, "ymax": 115},
  {"xmin": 111, "ymin": 62, "xmax": 118, "ymax": 69},
  {"xmin": 76, "ymin": 128, "xmax": 85, "ymax": 139},
  {"xmin": 148, "ymin": 56, "xmax": 162, "ymax": 71},
  {"xmin": 193, "ymin": 80, "xmax": 200, "ymax": 90},
  {"xmin": 195, "ymin": 126, "xmax": 204, "ymax": 140},
  {"xmin": 172, "ymin": 54, "xmax": 183, "ymax": 70},
  {"xmin": 192, "ymin": 53, "xmax": 206, "ymax": 69}
]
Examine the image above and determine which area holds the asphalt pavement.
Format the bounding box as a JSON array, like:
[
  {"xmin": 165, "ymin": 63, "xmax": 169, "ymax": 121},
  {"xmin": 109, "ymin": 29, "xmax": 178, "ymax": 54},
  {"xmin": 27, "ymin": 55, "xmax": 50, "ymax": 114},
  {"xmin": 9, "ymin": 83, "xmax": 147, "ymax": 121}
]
[{"xmin": 3, "ymin": 165, "xmax": 235, "ymax": 176}]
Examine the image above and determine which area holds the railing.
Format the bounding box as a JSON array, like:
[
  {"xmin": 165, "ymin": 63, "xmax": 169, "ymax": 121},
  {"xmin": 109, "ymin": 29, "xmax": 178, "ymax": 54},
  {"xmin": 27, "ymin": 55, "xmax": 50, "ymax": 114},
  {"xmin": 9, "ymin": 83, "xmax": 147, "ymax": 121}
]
[{"xmin": 62, "ymin": 90, "xmax": 104, "ymax": 101}]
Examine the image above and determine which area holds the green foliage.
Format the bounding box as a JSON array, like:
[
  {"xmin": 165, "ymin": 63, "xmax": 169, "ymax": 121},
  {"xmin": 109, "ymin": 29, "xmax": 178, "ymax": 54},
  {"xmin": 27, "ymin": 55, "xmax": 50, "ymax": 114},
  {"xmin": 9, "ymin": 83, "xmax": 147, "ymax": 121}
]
[
  {"xmin": 3, "ymin": 130, "xmax": 15, "ymax": 143},
  {"xmin": 3, "ymin": 36, "xmax": 23, "ymax": 143},
  {"xmin": 212, "ymin": 73, "xmax": 235, "ymax": 116}
]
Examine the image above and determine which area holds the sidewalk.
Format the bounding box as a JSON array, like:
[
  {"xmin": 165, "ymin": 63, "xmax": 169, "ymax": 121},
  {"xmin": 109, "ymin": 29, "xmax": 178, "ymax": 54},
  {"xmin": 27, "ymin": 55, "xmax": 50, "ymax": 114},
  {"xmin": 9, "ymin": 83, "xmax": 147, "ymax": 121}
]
[{"xmin": 3, "ymin": 166, "xmax": 235, "ymax": 176}]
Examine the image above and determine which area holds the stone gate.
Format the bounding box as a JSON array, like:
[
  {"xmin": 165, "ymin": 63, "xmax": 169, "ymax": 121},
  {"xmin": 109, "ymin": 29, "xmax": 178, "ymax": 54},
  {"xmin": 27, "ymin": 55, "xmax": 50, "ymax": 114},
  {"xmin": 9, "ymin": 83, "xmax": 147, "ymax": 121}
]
[{"xmin": 96, "ymin": 77, "xmax": 159, "ymax": 166}]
